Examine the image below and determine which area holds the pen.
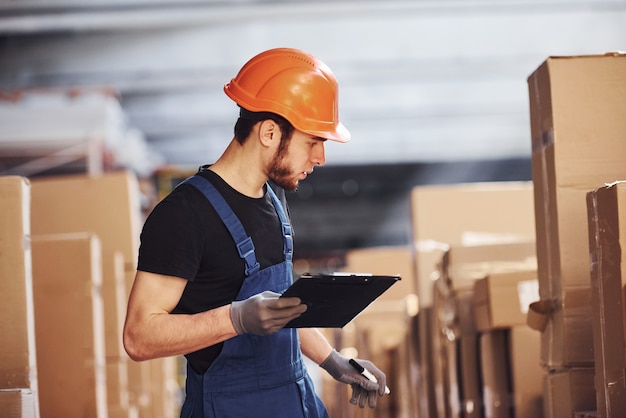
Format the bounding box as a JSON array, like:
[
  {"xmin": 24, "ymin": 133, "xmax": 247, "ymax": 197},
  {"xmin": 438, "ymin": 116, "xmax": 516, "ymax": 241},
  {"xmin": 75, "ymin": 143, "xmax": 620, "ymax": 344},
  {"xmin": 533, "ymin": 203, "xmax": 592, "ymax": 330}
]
[{"xmin": 349, "ymin": 359, "xmax": 391, "ymax": 395}]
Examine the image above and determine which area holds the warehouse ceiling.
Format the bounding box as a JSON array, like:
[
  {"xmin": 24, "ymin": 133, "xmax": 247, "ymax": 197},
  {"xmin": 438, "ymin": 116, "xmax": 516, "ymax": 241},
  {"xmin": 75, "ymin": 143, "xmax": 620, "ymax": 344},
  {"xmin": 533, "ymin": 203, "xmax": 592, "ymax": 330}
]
[
  {"xmin": 0, "ymin": 0, "xmax": 624, "ymax": 253},
  {"xmin": 1, "ymin": 0, "xmax": 624, "ymax": 171}
]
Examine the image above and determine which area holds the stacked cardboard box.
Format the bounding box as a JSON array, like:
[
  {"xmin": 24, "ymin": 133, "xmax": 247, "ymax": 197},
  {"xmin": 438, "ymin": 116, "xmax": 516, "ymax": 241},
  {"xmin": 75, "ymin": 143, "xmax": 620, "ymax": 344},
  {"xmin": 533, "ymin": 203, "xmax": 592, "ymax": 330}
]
[
  {"xmin": 543, "ymin": 369, "xmax": 596, "ymax": 418},
  {"xmin": 0, "ymin": 177, "xmax": 39, "ymax": 418},
  {"xmin": 319, "ymin": 245, "xmax": 418, "ymax": 418},
  {"xmin": 586, "ymin": 181, "xmax": 626, "ymax": 417},
  {"xmin": 471, "ymin": 268, "xmax": 543, "ymax": 418},
  {"xmin": 432, "ymin": 242, "xmax": 539, "ymax": 418},
  {"xmin": 410, "ymin": 182, "xmax": 536, "ymax": 308},
  {"xmin": 409, "ymin": 181, "xmax": 538, "ymax": 418},
  {"xmin": 31, "ymin": 233, "xmax": 108, "ymax": 417},
  {"xmin": 473, "ymin": 270, "xmax": 538, "ymax": 332},
  {"xmin": 527, "ymin": 53, "xmax": 626, "ymax": 416},
  {"xmin": 29, "ymin": 171, "xmax": 179, "ymax": 418},
  {"xmin": 479, "ymin": 326, "xmax": 542, "ymax": 418}
]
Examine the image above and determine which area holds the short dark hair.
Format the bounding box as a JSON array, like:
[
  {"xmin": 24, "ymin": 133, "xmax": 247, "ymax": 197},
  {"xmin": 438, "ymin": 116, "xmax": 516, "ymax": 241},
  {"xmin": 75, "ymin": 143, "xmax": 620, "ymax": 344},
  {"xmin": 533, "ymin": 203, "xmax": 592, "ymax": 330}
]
[{"xmin": 234, "ymin": 108, "xmax": 295, "ymax": 145}]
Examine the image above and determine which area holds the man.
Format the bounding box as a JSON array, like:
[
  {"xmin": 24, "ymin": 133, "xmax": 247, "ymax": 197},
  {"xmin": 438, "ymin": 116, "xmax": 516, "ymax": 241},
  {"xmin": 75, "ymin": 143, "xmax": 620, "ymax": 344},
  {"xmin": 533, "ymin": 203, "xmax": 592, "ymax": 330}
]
[{"xmin": 123, "ymin": 47, "xmax": 387, "ymax": 418}]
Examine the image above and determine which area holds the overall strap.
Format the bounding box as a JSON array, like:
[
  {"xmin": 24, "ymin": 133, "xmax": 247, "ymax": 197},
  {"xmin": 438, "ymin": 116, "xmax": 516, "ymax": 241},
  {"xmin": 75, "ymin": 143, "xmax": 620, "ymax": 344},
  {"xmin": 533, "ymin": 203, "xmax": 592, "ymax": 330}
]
[
  {"xmin": 180, "ymin": 175, "xmax": 260, "ymax": 276},
  {"xmin": 265, "ymin": 185, "xmax": 293, "ymax": 263}
]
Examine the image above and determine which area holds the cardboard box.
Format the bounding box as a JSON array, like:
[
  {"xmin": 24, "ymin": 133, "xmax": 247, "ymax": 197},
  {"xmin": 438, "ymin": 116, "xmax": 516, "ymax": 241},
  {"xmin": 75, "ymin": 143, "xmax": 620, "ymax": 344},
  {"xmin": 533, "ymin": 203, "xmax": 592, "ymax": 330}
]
[
  {"xmin": 32, "ymin": 233, "xmax": 108, "ymax": 418},
  {"xmin": 440, "ymin": 242, "xmax": 537, "ymax": 292},
  {"xmin": 543, "ymin": 368, "xmax": 596, "ymax": 418},
  {"xmin": 586, "ymin": 181, "xmax": 626, "ymax": 417},
  {"xmin": 480, "ymin": 326, "xmax": 542, "ymax": 418},
  {"xmin": 410, "ymin": 182, "xmax": 536, "ymax": 246},
  {"xmin": 336, "ymin": 245, "xmax": 419, "ymax": 418},
  {"xmin": 509, "ymin": 326, "xmax": 543, "ymax": 418},
  {"xmin": 410, "ymin": 183, "xmax": 536, "ymax": 418},
  {"xmin": 0, "ymin": 176, "xmax": 40, "ymax": 417},
  {"xmin": 107, "ymin": 252, "xmax": 131, "ymax": 418},
  {"xmin": 480, "ymin": 330, "xmax": 511, "ymax": 418},
  {"xmin": 528, "ymin": 53, "xmax": 626, "ymax": 368},
  {"xmin": 387, "ymin": 325, "xmax": 420, "ymax": 418},
  {"xmin": 473, "ymin": 270, "xmax": 539, "ymax": 331},
  {"xmin": 413, "ymin": 243, "xmax": 448, "ymax": 309},
  {"xmin": 0, "ymin": 389, "xmax": 37, "ymax": 418},
  {"xmin": 431, "ymin": 286, "xmax": 477, "ymax": 418},
  {"xmin": 30, "ymin": 172, "xmax": 140, "ymax": 359},
  {"xmin": 432, "ymin": 242, "xmax": 536, "ymax": 418},
  {"xmin": 410, "ymin": 182, "xmax": 536, "ymax": 309},
  {"xmin": 30, "ymin": 172, "xmax": 150, "ymax": 415},
  {"xmin": 30, "ymin": 171, "xmax": 141, "ymax": 266},
  {"xmin": 416, "ymin": 307, "xmax": 438, "ymax": 418},
  {"xmin": 340, "ymin": 245, "xmax": 417, "ymax": 300},
  {"xmin": 431, "ymin": 277, "xmax": 452, "ymax": 418},
  {"xmin": 451, "ymin": 291, "xmax": 481, "ymax": 418},
  {"xmin": 459, "ymin": 335, "xmax": 481, "ymax": 418},
  {"xmin": 529, "ymin": 287, "xmax": 594, "ymax": 371}
]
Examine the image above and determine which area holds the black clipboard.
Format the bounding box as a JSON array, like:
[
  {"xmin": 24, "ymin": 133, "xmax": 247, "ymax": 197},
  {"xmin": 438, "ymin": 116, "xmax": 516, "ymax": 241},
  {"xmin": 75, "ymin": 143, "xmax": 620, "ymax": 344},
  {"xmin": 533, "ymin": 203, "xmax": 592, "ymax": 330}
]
[{"xmin": 280, "ymin": 272, "xmax": 401, "ymax": 328}]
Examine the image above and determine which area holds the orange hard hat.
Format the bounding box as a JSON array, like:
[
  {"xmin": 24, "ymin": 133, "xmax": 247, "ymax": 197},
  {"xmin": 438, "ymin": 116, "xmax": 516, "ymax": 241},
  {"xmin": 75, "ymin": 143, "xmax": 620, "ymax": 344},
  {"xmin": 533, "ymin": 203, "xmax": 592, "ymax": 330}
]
[{"xmin": 224, "ymin": 48, "xmax": 350, "ymax": 143}]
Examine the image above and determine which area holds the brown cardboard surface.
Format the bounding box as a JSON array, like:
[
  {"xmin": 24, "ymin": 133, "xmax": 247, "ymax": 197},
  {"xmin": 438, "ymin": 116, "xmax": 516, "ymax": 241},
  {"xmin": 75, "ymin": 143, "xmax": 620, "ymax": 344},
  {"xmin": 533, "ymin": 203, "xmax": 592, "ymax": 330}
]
[
  {"xmin": 32, "ymin": 233, "xmax": 108, "ymax": 418},
  {"xmin": 543, "ymin": 368, "xmax": 596, "ymax": 418},
  {"xmin": 459, "ymin": 335, "xmax": 481, "ymax": 418},
  {"xmin": 353, "ymin": 305, "xmax": 412, "ymax": 357},
  {"xmin": 440, "ymin": 292, "xmax": 480, "ymax": 417},
  {"xmin": 341, "ymin": 246, "xmax": 417, "ymax": 300},
  {"xmin": 30, "ymin": 171, "xmax": 141, "ymax": 267},
  {"xmin": 410, "ymin": 182, "xmax": 536, "ymax": 246},
  {"xmin": 432, "ymin": 281, "xmax": 451, "ymax": 418},
  {"xmin": 473, "ymin": 270, "xmax": 539, "ymax": 332},
  {"xmin": 441, "ymin": 242, "xmax": 537, "ymax": 292},
  {"xmin": 432, "ymin": 279, "xmax": 482, "ymax": 418},
  {"xmin": 480, "ymin": 330, "xmax": 511, "ymax": 418},
  {"xmin": 433, "ymin": 242, "xmax": 536, "ymax": 417},
  {"xmin": 349, "ymin": 328, "xmax": 391, "ymax": 418},
  {"xmin": 106, "ymin": 251, "xmax": 131, "ymax": 418},
  {"xmin": 528, "ymin": 53, "xmax": 626, "ymax": 368},
  {"xmin": 30, "ymin": 172, "xmax": 146, "ymax": 413},
  {"xmin": 586, "ymin": 181, "xmax": 626, "ymax": 417},
  {"xmin": 446, "ymin": 338, "xmax": 461, "ymax": 418},
  {"xmin": 417, "ymin": 307, "xmax": 438, "ymax": 418},
  {"xmin": 0, "ymin": 177, "xmax": 39, "ymax": 408},
  {"xmin": 337, "ymin": 246, "xmax": 420, "ymax": 418},
  {"xmin": 410, "ymin": 182, "xmax": 536, "ymax": 309},
  {"xmin": 479, "ymin": 327, "xmax": 542, "ymax": 418},
  {"xmin": 509, "ymin": 326, "xmax": 543, "ymax": 418},
  {"xmin": 0, "ymin": 389, "xmax": 37, "ymax": 418},
  {"xmin": 536, "ymin": 286, "xmax": 594, "ymax": 368},
  {"xmin": 414, "ymin": 243, "xmax": 448, "ymax": 308},
  {"xmin": 388, "ymin": 327, "xmax": 420, "ymax": 418},
  {"xmin": 149, "ymin": 357, "xmax": 179, "ymax": 418},
  {"xmin": 575, "ymin": 412, "xmax": 598, "ymax": 418}
]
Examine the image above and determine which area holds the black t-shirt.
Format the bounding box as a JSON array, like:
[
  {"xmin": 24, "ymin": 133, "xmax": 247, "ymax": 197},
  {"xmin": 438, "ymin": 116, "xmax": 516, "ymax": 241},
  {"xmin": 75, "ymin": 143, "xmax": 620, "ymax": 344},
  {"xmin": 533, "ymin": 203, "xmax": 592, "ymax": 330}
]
[{"xmin": 137, "ymin": 168, "xmax": 290, "ymax": 373}]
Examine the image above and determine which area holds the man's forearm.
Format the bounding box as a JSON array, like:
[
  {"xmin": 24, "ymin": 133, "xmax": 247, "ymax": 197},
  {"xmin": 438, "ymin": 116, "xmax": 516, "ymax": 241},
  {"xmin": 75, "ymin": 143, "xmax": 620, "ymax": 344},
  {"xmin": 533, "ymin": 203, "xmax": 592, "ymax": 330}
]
[
  {"xmin": 123, "ymin": 304, "xmax": 237, "ymax": 361},
  {"xmin": 298, "ymin": 328, "xmax": 334, "ymax": 364}
]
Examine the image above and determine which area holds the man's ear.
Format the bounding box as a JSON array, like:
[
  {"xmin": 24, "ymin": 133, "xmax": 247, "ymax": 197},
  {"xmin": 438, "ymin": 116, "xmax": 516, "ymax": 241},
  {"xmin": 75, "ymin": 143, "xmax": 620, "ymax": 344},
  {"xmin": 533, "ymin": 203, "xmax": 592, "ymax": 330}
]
[{"xmin": 258, "ymin": 119, "xmax": 281, "ymax": 147}]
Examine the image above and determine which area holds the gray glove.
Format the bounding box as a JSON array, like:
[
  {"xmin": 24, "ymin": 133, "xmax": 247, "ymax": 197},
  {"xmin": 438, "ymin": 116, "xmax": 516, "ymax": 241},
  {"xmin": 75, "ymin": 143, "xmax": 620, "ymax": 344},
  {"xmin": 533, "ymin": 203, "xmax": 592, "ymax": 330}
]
[
  {"xmin": 320, "ymin": 349, "xmax": 387, "ymax": 408},
  {"xmin": 229, "ymin": 291, "xmax": 307, "ymax": 335}
]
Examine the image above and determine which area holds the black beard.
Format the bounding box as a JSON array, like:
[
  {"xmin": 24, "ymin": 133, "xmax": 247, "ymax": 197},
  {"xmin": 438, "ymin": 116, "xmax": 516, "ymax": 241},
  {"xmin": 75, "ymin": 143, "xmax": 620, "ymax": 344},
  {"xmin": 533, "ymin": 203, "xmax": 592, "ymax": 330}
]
[
  {"xmin": 268, "ymin": 160, "xmax": 298, "ymax": 191},
  {"xmin": 267, "ymin": 135, "xmax": 298, "ymax": 191}
]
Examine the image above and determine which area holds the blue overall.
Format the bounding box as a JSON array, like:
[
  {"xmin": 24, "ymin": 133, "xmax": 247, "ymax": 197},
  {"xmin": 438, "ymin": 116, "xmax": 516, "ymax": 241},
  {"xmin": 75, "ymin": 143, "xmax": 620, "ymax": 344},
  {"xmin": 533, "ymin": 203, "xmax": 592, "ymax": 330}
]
[{"xmin": 179, "ymin": 175, "xmax": 329, "ymax": 418}]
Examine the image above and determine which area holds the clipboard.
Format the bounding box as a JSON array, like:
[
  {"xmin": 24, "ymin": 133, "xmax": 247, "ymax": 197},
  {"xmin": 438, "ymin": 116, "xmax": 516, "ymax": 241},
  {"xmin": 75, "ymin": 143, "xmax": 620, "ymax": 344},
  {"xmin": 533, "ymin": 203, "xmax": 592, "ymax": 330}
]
[{"xmin": 280, "ymin": 272, "xmax": 401, "ymax": 328}]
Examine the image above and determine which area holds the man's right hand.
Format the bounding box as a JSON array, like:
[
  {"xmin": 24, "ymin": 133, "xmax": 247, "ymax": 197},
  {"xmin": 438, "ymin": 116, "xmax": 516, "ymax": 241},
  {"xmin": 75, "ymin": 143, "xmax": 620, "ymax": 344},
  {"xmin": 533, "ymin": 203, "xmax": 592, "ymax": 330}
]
[{"xmin": 229, "ymin": 291, "xmax": 307, "ymax": 335}]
